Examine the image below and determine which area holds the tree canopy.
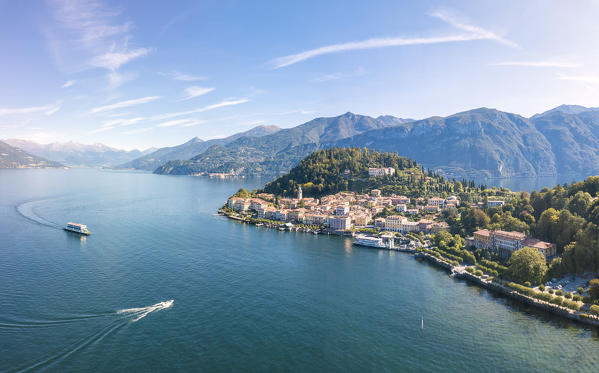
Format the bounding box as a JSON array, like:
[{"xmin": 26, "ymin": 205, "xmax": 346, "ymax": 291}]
[{"xmin": 506, "ymin": 247, "xmax": 548, "ymax": 285}]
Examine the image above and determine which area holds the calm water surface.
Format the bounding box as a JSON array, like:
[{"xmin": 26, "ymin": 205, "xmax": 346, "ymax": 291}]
[{"xmin": 1, "ymin": 169, "xmax": 598, "ymax": 372}]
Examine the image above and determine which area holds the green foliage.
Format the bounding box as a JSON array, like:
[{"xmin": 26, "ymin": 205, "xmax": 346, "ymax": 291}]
[
  {"xmin": 588, "ymin": 279, "xmax": 599, "ymax": 300},
  {"xmin": 577, "ymin": 286, "xmax": 584, "ymax": 294},
  {"xmin": 583, "ymin": 296, "xmax": 592, "ymax": 304},
  {"xmin": 465, "ymin": 267, "xmax": 474, "ymax": 274},
  {"xmin": 550, "ymin": 296, "xmax": 563, "ymax": 306},
  {"xmin": 475, "ymin": 270, "xmax": 483, "ymax": 276},
  {"xmin": 590, "ymin": 305, "xmax": 599, "ymax": 316},
  {"xmin": 565, "ymin": 292, "xmax": 572, "ymax": 299},
  {"xmin": 555, "ymin": 289, "xmax": 564, "ymax": 296},
  {"xmin": 562, "ymin": 299, "xmax": 580, "ymax": 311},
  {"xmin": 506, "ymin": 247, "xmax": 548, "ymax": 285},
  {"xmin": 262, "ymin": 148, "xmax": 419, "ymax": 197},
  {"xmin": 232, "ymin": 188, "xmax": 253, "ymax": 198},
  {"xmin": 573, "ymin": 294, "xmax": 582, "ymax": 302},
  {"xmin": 548, "ymin": 288, "xmax": 554, "ymax": 294},
  {"xmin": 538, "ymin": 284, "xmax": 545, "ymax": 291}
]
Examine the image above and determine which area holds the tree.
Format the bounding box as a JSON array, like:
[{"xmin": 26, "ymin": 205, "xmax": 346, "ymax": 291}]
[
  {"xmin": 462, "ymin": 208, "xmax": 490, "ymax": 234},
  {"xmin": 588, "ymin": 279, "xmax": 599, "ymax": 301},
  {"xmin": 506, "ymin": 247, "xmax": 548, "ymax": 285}
]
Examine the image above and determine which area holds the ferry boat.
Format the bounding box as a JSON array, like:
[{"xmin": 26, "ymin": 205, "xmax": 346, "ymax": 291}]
[
  {"xmin": 353, "ymin": 234, "xmax": 387, "ymax": 248},
  {"xmin": 64, "ymin": 222, "xmax": 91, "ymax": 235}
]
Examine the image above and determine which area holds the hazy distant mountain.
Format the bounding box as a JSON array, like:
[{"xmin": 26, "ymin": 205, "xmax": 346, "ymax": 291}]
[
  {"xmin": 3, "ymin": 139, "xmax": 151, "ymax": 168},
  {"xmin": 0, "ymin": 140, "xmax": 63, "ymax": 168},
  {"xmin": 117, "ymin": 124, "xmax": 281, "ymax": 171},
  {"xmin": 531, "ymin": 104, "xmax": 599, "ymax": 119},
  {"xmin": 154, "ymin": 112, "xmax": 409, "ymax": 175}
]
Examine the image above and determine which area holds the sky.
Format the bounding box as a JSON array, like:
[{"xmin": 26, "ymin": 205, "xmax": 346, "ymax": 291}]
[{"xmin": 1, "ymin": 0, "xmax": 599, "ymax": 150}]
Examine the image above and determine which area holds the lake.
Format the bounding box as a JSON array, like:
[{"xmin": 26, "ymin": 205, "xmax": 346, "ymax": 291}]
[{"xmin": 1, "ymin": 169, "xmax": 599, "ymax": 372}]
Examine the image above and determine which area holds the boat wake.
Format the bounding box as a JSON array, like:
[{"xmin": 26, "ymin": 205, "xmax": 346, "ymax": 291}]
[
  {"xmin": 117, "ymin": 300, "xmax": 174, "ymax": 322},
  {"xmin": 10, "ymin": 300, "xmax": 174, "ymax": 372},
  {"xmin": 16, "ymin": 199, "xmax": 61, "ymax": 229}
]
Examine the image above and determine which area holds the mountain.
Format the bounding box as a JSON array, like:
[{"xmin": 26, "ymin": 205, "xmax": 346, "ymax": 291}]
[
  {"xmin": 2, "ymin": 139, "xmax": 151, "ymax": 168},
  {"xmin": 0, "ymin": 140, "xmax": 63, "ymax": 168},
  {"xmin": 532, "ymin": 110, "xmax": 599, "ymax": 177},
  {"xmin": 117, "ymin": 124, "xmax": 281, "ymax": 171},
  {"xmin": 335, "ymin": 108, "xmax": 556, "ymax": 179},
  {"xmin": 531, "ymin": 104, "xmax": 599, "ymax": 119},
  {"xmin": 154, "ymin": 112, "xmax": 409, "ymax": 175}
]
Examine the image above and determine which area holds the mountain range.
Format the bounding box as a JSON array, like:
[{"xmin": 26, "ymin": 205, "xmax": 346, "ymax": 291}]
[
  {"xmin": 115, "ymin": 124, "xmax": 281, "ymax": 171},
  {"xmin": 0, "ymin": 140, "xmax": 63, "ymax": 168},
  {"xmin": 2, "ymin": 139, "xmax": 155, "ymax": 168},
  {"xmin": 152, "ymin": 105, "xmax": 599, "ymax": 181}
]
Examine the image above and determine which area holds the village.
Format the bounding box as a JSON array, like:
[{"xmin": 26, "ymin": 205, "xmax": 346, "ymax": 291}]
[{"xmin": 224, "ymin": 166, "xmax": 556, "ymax": 262}]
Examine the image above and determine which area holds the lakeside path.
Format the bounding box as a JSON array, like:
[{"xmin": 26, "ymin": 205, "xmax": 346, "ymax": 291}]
[{"xmin": 221, "ymin": 212, "xmax": 599, "ymax": 329}]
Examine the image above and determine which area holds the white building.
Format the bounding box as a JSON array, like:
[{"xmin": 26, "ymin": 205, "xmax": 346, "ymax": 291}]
[{"xmin": 368, "ymin": 167, "xmax": 396, "ymax": 177}]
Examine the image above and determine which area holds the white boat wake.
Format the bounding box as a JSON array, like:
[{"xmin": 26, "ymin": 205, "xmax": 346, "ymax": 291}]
[
  {"xmin": 16, "ymin": 200, "xmax": 61, "ymax": 229},
  {"xmin": 117, "ymin": 300, "xmax": 174, "ymax": 322},
  {"xmin": 12, "ymin": 300, "xmax": 175, "ymax": 372}
]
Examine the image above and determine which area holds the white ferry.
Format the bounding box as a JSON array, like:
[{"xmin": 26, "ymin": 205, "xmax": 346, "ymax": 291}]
[
  {"xmin": 353, "ymin": 235, "xmax": 387, "ymax": 248},
  {"xmin": 64, "ymin": 222, "xmax": 91, "ymax": 235}
]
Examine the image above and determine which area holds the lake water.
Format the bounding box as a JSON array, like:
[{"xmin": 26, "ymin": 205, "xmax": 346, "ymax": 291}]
[{"xmin": 1, "ymin": 169, "xmax": 599, "ymax": 372}]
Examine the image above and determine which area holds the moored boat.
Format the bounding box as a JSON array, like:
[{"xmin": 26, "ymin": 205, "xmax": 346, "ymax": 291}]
[
  {"xmin": 64, "ymin": 222, "xmax": 91, "ymax": 235},
  {"xmin": 353, "ymin": 234, "xmax": 386, "ymax": 248}
]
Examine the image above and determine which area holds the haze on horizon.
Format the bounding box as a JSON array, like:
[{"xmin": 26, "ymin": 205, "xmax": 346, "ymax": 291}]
[{"xmin": 1, "ymin": 0, "xmax": 598, "ymax": 150}]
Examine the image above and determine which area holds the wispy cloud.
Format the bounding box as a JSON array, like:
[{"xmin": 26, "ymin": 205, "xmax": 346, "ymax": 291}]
[
  {"xmin": 494, "ymin": 61, "xmax": 582, "ymax": 68},
  {"xmin": 102, "ymin": 117, "xmax": 145, "ymax": 127},
  {"xmin": 181, "ymin": 86, "xmax": 214, "ymax": 101},
  {"xmin": 123, "ymin": 127, "xmax": 153, "ymax": 135},
  {"xmin": 47, "ymin": 0, "xmax": 150, "ymax": 84},
  {"xmin": 62, "ymin": 80, "xmax": 76, "ymax": 88},
  {"xmin": 90, "ymin": 126, "xmax": 115, "ymax": 134},
  {"xmin": 91, "ymin": 48, "xmax": 151, "ymax": 71},
  {"xmin": 0, "ymin": 105, "xmax": 61, "ymax": 116},
  {"xmin": 157, "ymin": 118, "xmax": 193, "ymax": 127},
  {"xmin": 151, "ymin": 98, "xmax": 250, "ymax": 120},
  {"xmin": 157, "ymin": 118, "xmax": 206, "ymax": 128},
  {"xmin": 272, "ymin": 10, "xmax": 516, "ymax": 69},
  {"xmin": 557, "ymin": 74, "xmax": 599, "ymax": 84},
  {"xmin": 314, "ymin": 67, "xmax": 368, "ymax": 82},
  {"xmin": 430, "ymin": 10, "xmax": 518, "ymax": 48},
  {"xmin": 160, "ymin": 71, "xmax": 206, "ymax": 81},
  {"xmin": 91, "ymin": 96, "xmax": 161, "ymax": 113}
]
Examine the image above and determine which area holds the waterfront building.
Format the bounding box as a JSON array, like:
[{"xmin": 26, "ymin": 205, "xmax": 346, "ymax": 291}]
[
  {"xmin": 400, "ymin": 221, "xmax": 420, "ymax": 233},
  {"xmin": 374, "ymin": 218, "xmax": 386, "ymax": 228},
  {"xmin": 328, "ymin": 215, "xmax": 352, "ymax": 231},
  {"xmin": 384, "ymin": 215, "xmax": 406, "ymax": 232},
  {"xmin": 473, "ymin": 229, "xmax": 555, "ymax": 259}
]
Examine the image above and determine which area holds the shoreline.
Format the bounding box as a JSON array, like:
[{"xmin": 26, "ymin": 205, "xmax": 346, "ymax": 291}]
[{"xmin": 221, "ymin": 211, "xmax": 599, "ymax": 329}]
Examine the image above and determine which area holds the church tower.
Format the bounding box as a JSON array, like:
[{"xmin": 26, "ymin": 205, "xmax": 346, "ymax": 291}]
[{"xmin": 297, "ymin": 186, "xmax": 303, "ymax": 200}]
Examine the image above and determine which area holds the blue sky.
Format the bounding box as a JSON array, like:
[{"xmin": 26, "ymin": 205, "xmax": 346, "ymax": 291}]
[{"xmin": 1, "ymin": 0, "xmax": 598, "ymax": 150}]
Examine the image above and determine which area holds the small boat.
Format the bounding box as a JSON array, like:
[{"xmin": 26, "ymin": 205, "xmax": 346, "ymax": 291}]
[{"xmin": 64, "ymin": 222, "xmax": 91, "ymax": 235}]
